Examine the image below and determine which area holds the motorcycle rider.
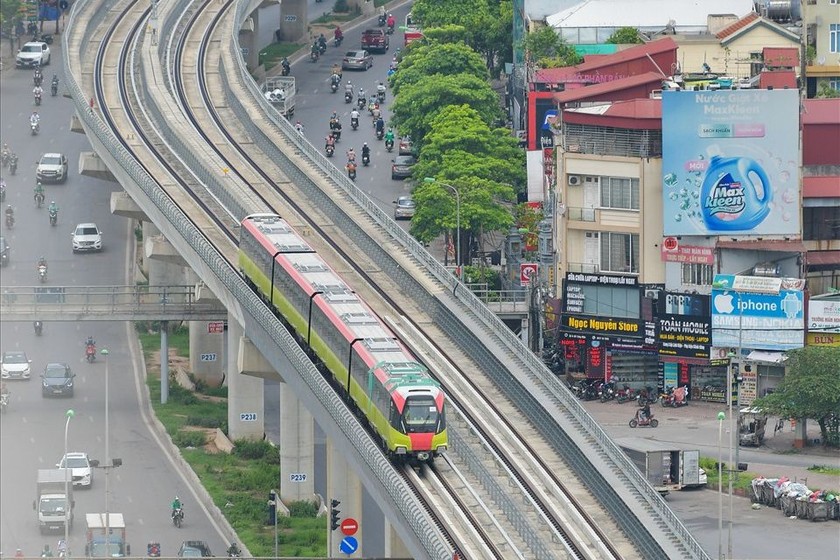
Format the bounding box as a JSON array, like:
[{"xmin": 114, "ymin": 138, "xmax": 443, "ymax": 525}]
[
  {"xmin": 281, "ymin": 57, "xmax": 291, "ymax": 75},
  {"xmin": 33, "ymin": 84, "xmax": 44, "ymax": 103},
  {"xmin": 346, "ymin": 147, "xmax": 356, "ymax": 163},
  {"xmin": 42, "ymin": 545, "xmax": 54, "ymax": 558},
  {"xmin": 1, "ymin": 381, "xmax": 9, "ymax": 399},
  {"xmin": 371, "ymin": 104, "xmax": 381, "ymax": 123},
  {"xmin": 334, "ymin": 26, "xmax": 343, "ymax": 44},
  {"xmin": 9, "ymin": 152, "xmax": 18, "ymax": 174},
  {"xmin": 48, "ymin": 200, "xmax": 59, "ymax": 219},
  {"xmin": 324, "ymin": 134, "xmax": 336, "ymax": 151},
  {"xmin": 51, "ymin": 74, "xmax": 59, "ymax": 95},
  {"xmin": 330, "ymin": 72, "xmax": 341, "ymax": 88},
  {"xmin": 34, "ymin": 68, "xmax": 43, "ymax": 86},
  {"xmin": 5, "ymin": 204, "xmax": 14, "ymax": 224},
  {"xmin": 331, "ymin": 63, "xmax": 341, "ymax": 79},
  {"xmin": 310, "ymin": 41, "xmax": 319, "ymax": 59},
  {"xmin": 35, "ymin": 181, "xmax": 45, "ymax": 201},
  {"xmin": 37, "ymin": 256, "xmax": 48, "ymax": 271},
  {"xmin": 374, "ymin": 116, "xmax": 385, "ymax": 136},
  {"xmin": 361, "ymin": 143, "xmax": 370, "ymax": 164},
  {"xmin": 171, "ymin": 495, "xmax": 182, "ymax": 520},
  {"xmin": 376, "ymin": 81, "xmax": 386, "ymax": 101},
  {"xmin": 386, "ymin": 13, "xmax": 395, "ymax": 31},
  {"xmin": 638, "ymin": 402, "xmax": 651, "ymax": 422},
  {"xmin": 57, "ymin": 539, "xmax": 67, "ymax": 558},
  {"xmin": 345, "ymin": 160, "xmax": 357, "ymax": 178},
  {"xmin": 294, "ymin": 121, "xmax": 304, "ymax": 135},
  {"xmin": 384, "ymin": 127, "xmax": 395, "ymax": 147},
  {"xmin": 344, "ymin": 80, "xmax": 353, "ymax": 101},
  {"xmin": 349, "ymin": 108, "xmax": 360, "ymax": 129},
  {"xmin": 226, "ymin": 543, "xmax": 241, "ymax": 558},
  {"xmin": 317, "ymin": 33, "xmax": 327, "ymax": 52},
  {"xmin": 31, "ymin": 111, "xmax": 41, "ymax": 126}
]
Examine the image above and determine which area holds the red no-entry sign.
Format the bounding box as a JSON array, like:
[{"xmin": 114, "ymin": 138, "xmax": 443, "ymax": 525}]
[{"xmin": 340, "ymin": 517, "xmax": 358, "ymax": 536}]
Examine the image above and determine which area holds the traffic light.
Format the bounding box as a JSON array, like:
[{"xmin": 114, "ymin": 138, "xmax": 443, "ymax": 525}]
[
  {"xmin": 267, "ymin": 490, "xmax": 277, "ymax": 525},
  {"xmin": 329, "ymin": 499, "xmax": 341, "ymax": 531}
]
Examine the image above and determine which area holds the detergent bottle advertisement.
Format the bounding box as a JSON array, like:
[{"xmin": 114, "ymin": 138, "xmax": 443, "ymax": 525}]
[{"xmin": 661, "ymin": 90, "xmax": 800, "ymax": 236}]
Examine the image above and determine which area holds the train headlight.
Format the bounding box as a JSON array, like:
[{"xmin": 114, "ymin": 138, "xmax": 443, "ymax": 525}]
[
  {"xmin": 435, "ymin": 445, "xmax": 447, "ymax": 454},
  {"xmin": 416, "ymin": 452, "xmax": 430, "ymax": 462},
  {"xmin": 395, "ymin": 446, "xmax": 407, "ymax": 455}
]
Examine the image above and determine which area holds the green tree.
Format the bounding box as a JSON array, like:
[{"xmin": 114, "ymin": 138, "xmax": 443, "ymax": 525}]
[
  {"xmin": 390, "ymin": 42, "xmax": 488, "ymax": 97},
  {"xmin": 389, "ymin": 74, "xmax": 501, "ymax": 148},
  {"xmin": 414, "ymin": 104, "xmax": 524, "ymax": 189},
  {"xmin": 0, "ymin": 0, "xmax": 22, "ymax": 30},
  {"xmin": 816, "ymin": 82, "xmax": 840, "ymax": 98},
  {"xmin": 607, "ymin": 27, "xmax": 643, "ymax": 44},
  {"xmin": 752, "ymin": 346, "xmax": 840, "ymax": 447},
  {"xmin": 521, "ymin": 25, "xmax": 582, "ymax": 68}
]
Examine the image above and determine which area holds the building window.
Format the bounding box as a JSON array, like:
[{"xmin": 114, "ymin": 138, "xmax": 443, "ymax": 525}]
[
  {"xmin": 831, "ymin": 24, "xmax": 840, "ymax": 53},
  {"xmin": 682, "ymin": 263, "xmax": 714, "ymax": 286},
  {"xmin": 600, "ymin": 232, "xmax": 639, "ymax": 273},
  {"xmin": 829, "ymin": 79, "xmax": 840, "ymax": 93},
  {"xmin": 600, "ymin": 177, "xmax": 640, "ymax": 210},
  {"xmin": 803, "ymin": 207, "xmax": 840, "ymax": 240}
]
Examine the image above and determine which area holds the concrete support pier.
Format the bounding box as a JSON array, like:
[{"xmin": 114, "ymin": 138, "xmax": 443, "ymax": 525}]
[
  {"xmin": 279, "ymin": 382, "xmax": 316, "ymax": 504},
  {"xmin": 327, "ymin": 438, "xmax": 363, "ymax": 557},
  {"xmin": 229, "ymin": 318, "xmax": 266, "ymax": 440},
  {"xmin": 384, "ymin": 520, "xmax": 411, "ymax": 558}
]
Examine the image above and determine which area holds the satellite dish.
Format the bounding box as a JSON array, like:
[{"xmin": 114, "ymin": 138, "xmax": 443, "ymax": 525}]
[{"xmin": 818, "ymin": 56, "xmax": 826, "ymax": 66}]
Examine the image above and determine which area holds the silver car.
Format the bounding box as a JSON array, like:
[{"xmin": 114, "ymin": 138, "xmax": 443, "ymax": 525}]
[
  {"xmin": 393, "ymin": 196, "xmax": 416, "ymax": 220},
  {"xmin": 342, "ymin": 50, "xmax": 373, "ymax": 71},
  {"xmin": 71, "ymin": 223, "xmax": 103, "ymax": 253},
  {"xmin": 1, "ymin": 351, "xmax": 32, "ymax": 380}
]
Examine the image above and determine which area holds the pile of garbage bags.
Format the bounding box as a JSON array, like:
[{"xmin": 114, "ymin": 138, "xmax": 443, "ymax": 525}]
[{"xmin": 751, "ymin": 477, "xmax": 839, "ymax": 522}]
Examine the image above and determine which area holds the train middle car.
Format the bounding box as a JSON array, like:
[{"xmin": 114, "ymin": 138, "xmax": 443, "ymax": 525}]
[{"xmin": 238, "ymin": 214, "xmax": 447, "ymax": 462}]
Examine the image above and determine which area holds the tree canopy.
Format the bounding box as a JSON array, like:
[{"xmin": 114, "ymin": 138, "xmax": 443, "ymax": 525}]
[
  {"xmin": 0, "ymin": 0, "xmax": 22, "ymax": 31},
  {"xmin": 390, "ymin": 42, "xmax": 488, "ymax": 97},
  {"xmin": 521, "ymin": 25, "xmax": 582, "ymax": 68},
  {"xmin": 751, "ymin": 346, "xmax": 840, "ymax": 447},
  {"xmin": 389, "ymin": 74, "xmax": 501, "ymax": 148},
  {"xmin": 607, "ymin": 27, "xmax": 643, "ymax": 44}
]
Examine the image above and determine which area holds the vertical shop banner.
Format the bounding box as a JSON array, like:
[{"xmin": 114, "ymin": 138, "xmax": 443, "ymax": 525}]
[
  {"xmin": 662, "ymin": 90, "xmax": 800, "ymax": 236},
  {"xmin": 808, "ymin": 300, "xmax": 840, "ymax": 333}
]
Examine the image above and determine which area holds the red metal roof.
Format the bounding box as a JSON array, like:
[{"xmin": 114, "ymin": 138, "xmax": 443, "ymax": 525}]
[
  {"xmin": 562, "ymin": 98, "xmax": 663, "ymax": 130},
  {"xmin": 803, "ymin": 176, "xmax": 840, "ymax": 198},
  {"xmin": 552, "ymin": 72, "xmax": 663, "ymax": 104},
  {"xmin": 763, "ymin": 47, "xmax": 798, "ymax": 68},
  {"xmin": 802, "ymin": 99, "xmax": 840, "ymax": 125},
  {"xmin": 715, "ymin": 239, "xmax": 806, "ymax": 252},
  {"xmin": 759, "ymin": 70, "xmax": 797, "ymax": 90},
  {"xmin": 716, "ymin": 12, "xmax": 759, "ymax": 39},
  {"xmin": 807, "ymin": 251, "xmax": 840, "ymax": 266},
  {"xmin": 533, "ymin": 38, "xmax": 677, "ymax": 83}
]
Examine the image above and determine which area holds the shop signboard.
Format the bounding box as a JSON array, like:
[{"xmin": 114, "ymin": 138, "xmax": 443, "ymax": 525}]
[
  {"xmin": 711, "ymin": 289, "xmax": 805, "ymax": 350},
  {"xmin": 808, "ymin": 299, "xmax": 840, "ymax": 333},
  {"xmin": 660, "ymin": 238, "xmax": 714, "ymax": 264},
  {"xmin": 658, "ymin": 316, "xmax": 711, "ymax": 358},
  {"xmin": 662, "ymin": 89, "xmax": 800, "ymax": 237},
  {"xmin": 562, "ymin": 314, "xmax": 644, "ymax": 338},
  {"xmin": 806, "ymin": 332, "xmax": 840, "ymax": 346},
  {"xmin": 739, "ymin": 365, "xmax": 758, "ymax": 406}
]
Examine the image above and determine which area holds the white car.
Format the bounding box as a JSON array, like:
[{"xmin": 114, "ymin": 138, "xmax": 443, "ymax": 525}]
[
  {"xmin": 57, "ymin": 452, "xmax": 93, "ymax": 488},
  {"xmin": 36, "ymin": 153, "xmax": 69, "ymax": 184},
  {"xmin": 72, "ymin": 223, "xmax": 103, "ymax": 253},
  {"xmin": 1, "ymin": 351, "xmax": 32, "ymax": 380},
  {"xmin": 16, "ymin": 41, "xmax": 51, "ymax": 68}
]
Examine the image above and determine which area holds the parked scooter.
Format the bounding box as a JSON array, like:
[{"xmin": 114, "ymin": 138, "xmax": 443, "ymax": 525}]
[
  {"xmin": 615, "ymin": 385, "xmax": 636, "ymax": 403},
  {"xmin": 599, "ymin": 381, "xmax": 616, "ymax": 402}
]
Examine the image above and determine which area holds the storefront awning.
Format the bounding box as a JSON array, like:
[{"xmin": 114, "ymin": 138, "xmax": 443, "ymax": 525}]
[
  {"xmin": 716, "ymin": 239, "xmax": 806, "ymax": 253},
  {"xmin": 747, "ymin": 350, "xmax": 787, "ymax": 364}
]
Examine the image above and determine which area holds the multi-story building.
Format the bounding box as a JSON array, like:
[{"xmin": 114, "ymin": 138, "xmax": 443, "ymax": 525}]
[{"xmin": 802, "ymin": 0, "xmax": 840, "ymax": 97}]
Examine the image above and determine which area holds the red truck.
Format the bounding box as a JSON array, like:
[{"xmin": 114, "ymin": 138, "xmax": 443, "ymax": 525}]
[{"xmin": 361, "ymin": 28, "xmax": 389, "ymax": 53}]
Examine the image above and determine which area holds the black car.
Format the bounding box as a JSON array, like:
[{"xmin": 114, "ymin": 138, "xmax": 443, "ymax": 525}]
[
  {"xmin": 41, "ymin": 363, "xmax": 75, "ymax": 397},
  {"xmin": 0, "ymin": 235, "xmax": 8, "ymax": 267},
  {"xmin": 177, "ymin": 541, "xmax": 213, "ymax": 558}
]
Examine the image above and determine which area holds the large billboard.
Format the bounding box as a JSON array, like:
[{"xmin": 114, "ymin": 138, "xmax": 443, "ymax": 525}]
[
  {"xmin": 662, "ymin": 90, "xmax": 800, "ymax": 236},
  {"xmin": 711, "ymin": 289, "xmax": 805, "ymax": 351}
]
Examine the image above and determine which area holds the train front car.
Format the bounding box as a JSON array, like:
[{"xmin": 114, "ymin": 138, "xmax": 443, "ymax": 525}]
[{"xmin": 374, "ymin": 362, "xmax": 447, "ymax": 464}]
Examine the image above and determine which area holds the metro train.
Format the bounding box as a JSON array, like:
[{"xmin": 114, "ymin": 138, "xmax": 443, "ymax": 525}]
[{"xmin": 238, "ymin": 214, "xmax": 447, "ymax": 463}]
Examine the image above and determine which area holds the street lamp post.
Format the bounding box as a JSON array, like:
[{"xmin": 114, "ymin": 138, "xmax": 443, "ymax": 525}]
[
  {"xmin": 101, "ymin": 348, "xmax": 111, "ymax": 554},
  {"xmin": 726, "ymin": 349, "xmax": 736, "ymax": 558},
  {"xmin": 63, "ymin": 409, "xmax": 75, "ymax": 560},
  {"xmin": 717, "ymin": 410, "xmax": 725, "ymax": 560},
  {"xmin": 423, "ymin": 177, "xmax": 461, "ymax": 282}
]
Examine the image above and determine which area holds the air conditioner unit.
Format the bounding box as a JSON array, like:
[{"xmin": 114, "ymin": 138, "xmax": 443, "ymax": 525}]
[
  {"xmin": 568, "ymin": 175, "xmax": 582, "ymax": 186},
  {"xmin": 645, "ymin": 289, "xmax": 660, "ymax": 300}
]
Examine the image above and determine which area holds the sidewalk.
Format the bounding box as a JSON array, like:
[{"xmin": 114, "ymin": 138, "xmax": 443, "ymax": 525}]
[{"xmin": 582, "ymin": 398, "xmax": 840, "ymax": 491}]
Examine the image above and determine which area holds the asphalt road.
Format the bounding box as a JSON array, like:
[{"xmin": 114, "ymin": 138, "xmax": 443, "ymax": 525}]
[{"xmin": 0, "ymin": 41, "xmax": 229, "ymax": 558}]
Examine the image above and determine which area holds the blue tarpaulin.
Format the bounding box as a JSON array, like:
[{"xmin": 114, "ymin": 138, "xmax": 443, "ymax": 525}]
[{"xmin": 39, "ymin": 5, "xmax": 61, "ymax": 22}]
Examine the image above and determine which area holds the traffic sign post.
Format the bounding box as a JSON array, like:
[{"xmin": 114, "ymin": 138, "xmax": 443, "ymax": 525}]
[
  {"xmin": 340, "ymin": 517, "xmax": 358, "ymax": 536},
  {"xmin": 339, "ymin": 536, "xmax": 358, "ymax": 555},
  {"xmin": 520, "ymin": 263, "xmax": 538, "ymax": 287}
]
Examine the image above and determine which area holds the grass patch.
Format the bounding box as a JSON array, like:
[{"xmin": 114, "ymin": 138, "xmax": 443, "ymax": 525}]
[
  {"xmin": 140, "ymin": 325, "xmax": 325, "ymax": 556},
  {"xmin": 311, "ymin": 7, "xmax": 361, "ymax": 25},
  {"xmin": 137, "ymin": 326, "xmax": 190, "ymax": 360},
  {"xmin": 808, "ymin": 464, "xmax": 840, "ymax": 476},
  {"xmin": 258, "ymin": 42, "xmax": 300, "ymax": 69}
]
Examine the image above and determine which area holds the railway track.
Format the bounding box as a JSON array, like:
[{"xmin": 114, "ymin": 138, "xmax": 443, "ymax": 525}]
[{"xmin": 77, "ymin": 0, "xmax": 710, "ymax": 558}]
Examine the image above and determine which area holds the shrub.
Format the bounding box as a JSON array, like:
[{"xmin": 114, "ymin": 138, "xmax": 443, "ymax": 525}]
[
  {"xmin": 173, "ymin": 430, "xmax": 208, "ymax": 448},
  {"xmin": 287, "ymin": 500, "xmax": 318, "ymax": 518},
  {"xmin": 169, "ymin": 384, "xmax": 199, "ymax": 405},
  {"xmin": 233, "ymin": 439, "xmax": 277, "ymax": 460},
  {"xmin": 186, "ymin": 416, "xmax": 222, "ymax": 428},
  {"xmin": 333, "ymin": 0, "xmax": 349, "ymax": 12}
]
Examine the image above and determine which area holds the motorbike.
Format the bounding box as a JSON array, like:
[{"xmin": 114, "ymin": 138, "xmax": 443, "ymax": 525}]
[
  {"xmin": 85, "ymin": 343, "xmax": 97, "ymax": 363},
  {"xmin": 35, "ymin": 192, "xmax": 45, "ymax": 208},
  {"xmin": 49, "ymin": 209, "xmax": 58, "ymax": 226},
  {"xmin": 599, "ymin": 381, "xmax": 616, "ymax": 402},
  {"xmin": 310, "ymin": 50, "xmax": 319, "ymax": 63},
  {"xmin": 333, "ymin": 35, "xmax": 343, "ymax": 48},
  {"xmin": 31, "ymin": 121, "xmax": 40, "ymax": 135},
  {"xmin": 35, "ymin": 93, "xmax": 42, "ymax": 106},
  {"xmin": 0, "ymin": 184, "xmax": 5, "ymax": 202},
  {"xmin": 9, "ymin": 157, "xmax": 17, "ymax": 175},
  {"xmin": 0, "ymin": 391, "xmax": 8, "ymax": 413},
  {"xmin": 38, "ymin": 264, "xmax": 47, "ymax": 283},
  {"xmin": 635, "ymin": 386, "xmax": 658, "ymax": 406},
  {"xmin": 350, "ymin": 117, "xmax": 359, "ymax": 131},
  {"xmin": 385, "ymin": 138, "xmax": 394, "ymax": 152},
  {"xmin": 34, "ymin": 321, "xmax": 43, "ymax": 336},
  {"xmin": 361, "ymin": 153, "xmax": 370, "ymax": 167},
  {"xmin": 51, "ymin": 81, "xmax": 58, "ymax": 97},
  {"xmin": 615, "ymin": 385, "xmax": 636, "ymax": 403},
  {"xmin": 325, "ymin": 144, "xmax": 334, "ymax": 157},
  {"xmin": 375, "ymin": 127, "xmax": 385, "ymax": 141},
  {"xmin": 346, "ymin": 163, "xmax": 356, "ymax": 181},
  {"xmin": 378, "ymin": 14, "xmax": 387, "ymax": 27},
  {"xmin": 357, "ymin": 96, "xmax": 366, "ymax": 110},
  {"xmin": 629, "ymin": 412, "xmax": 658, "ymax": 428},
  {"xmin": 172, "ymin": 507, "xmax": 184, "ymax": 528},
  {"xmin": 34, "ymin": 71, "xmax": 43, "ymax": 87},
  {"xmin": 330, "ymin": 81, "xmax": 339, "ymax": 93},
  {"xmin": 281, "ymin": 62, "xmax": 291, "ymax": 76},
  {"xmin": 660, "ymin": 386, "xmax": 688, "ymax": 408},
  {"xmin": 387, "ymin": 22, "xmax": 395, "ymax": 34},
  {"xmin": 332, "ymin": 128, "xmax": 341, "ymax": 142},
  {"xmin": 317, "ymin": 41, "xmax": 327, "ymax": 55},
  {"xmin": 1, "ymin": 150, "xmax": 8, "ymax": 168},
  {"xmin": 5, "ymin": 213, "xmax": 14, "ymax": 230},
  {"xmin": 377, "ymin": 89, "xmax": 386, "ymax": 103},
  {"xmin": 344, "ymin": 91, "xmax": 352, "ymax": 104}
]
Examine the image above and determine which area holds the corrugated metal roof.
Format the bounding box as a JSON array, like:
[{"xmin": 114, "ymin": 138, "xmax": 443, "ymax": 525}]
[
  {"xmin": 758, "ymin": 70, "xmax": 797, "ymax": 90},
  {"xmin": 546, "ymin": 0, "xmax": 754, "ymax": 28},
  {"xmin": 802, "ymin": 99, "xmax": 840, "ymax": 125},
  {"xmin": 533, "ymin": 38, "xmax": 676, "ymax": 83},
  {"xmin": 803, "ymin": 177, "xmax": 840, "ymax": 198},
  {"xmin": 763, "ymin": 47, "xmax": 798, "ymax": 68},
  {"xmin": 552, "ymin": 72, "xmax": 663, "ymax": 103},
  {"xmin": 715, "ymin": 11, "xmax": 759, "ymax": 39},
  {"xmin": 716, "ymin": 13, "xmax": 799, "ymax": 43},
  {"xmin": 715, "ymin": 239, "xmax": 806, "ymax": 253}
]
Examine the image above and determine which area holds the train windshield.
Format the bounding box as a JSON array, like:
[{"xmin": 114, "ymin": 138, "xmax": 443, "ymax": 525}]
[{"xmin": 401, "ymin": 396, "xmax": 439, "ymax": 433}]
